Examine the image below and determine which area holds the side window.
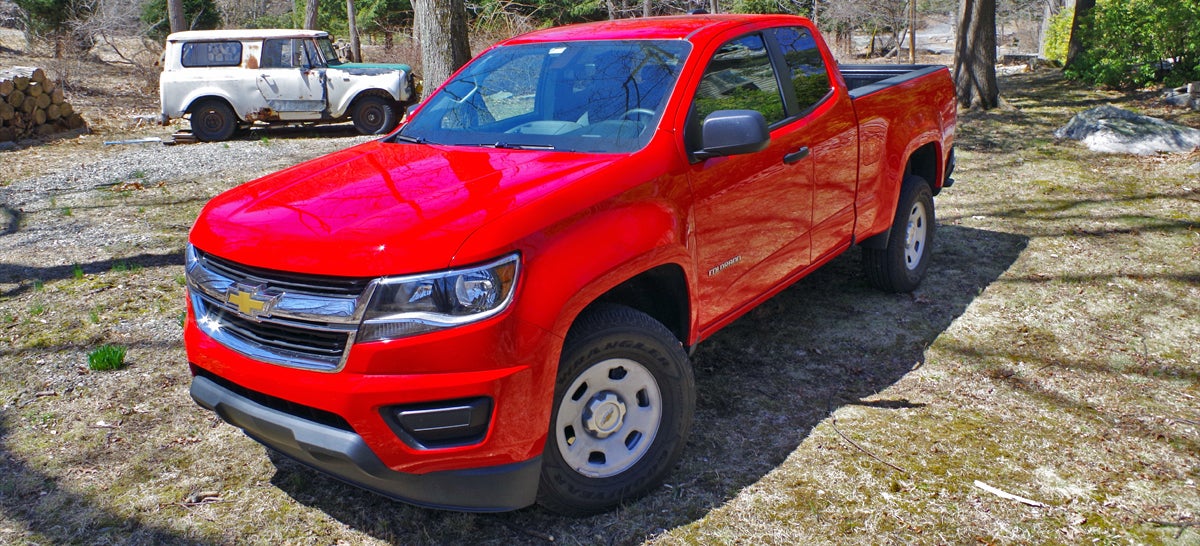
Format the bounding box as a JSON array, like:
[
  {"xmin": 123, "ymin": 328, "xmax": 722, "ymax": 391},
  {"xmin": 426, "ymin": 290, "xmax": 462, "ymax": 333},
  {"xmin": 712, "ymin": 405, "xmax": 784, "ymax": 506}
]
[
  {"xmin": 692, "ymin": 34, "xmax": 786, "ymax": 127},
  {"xmin": 773, "ymin": 27, "xmax": 832, "ymax": 112},
  {"xmin": 261, "ymin": 39, "xmax": 298, "ymax": 69},
  {"xmin": 180, "ymin": 41, "xmax": 242, "ymax": 68}
]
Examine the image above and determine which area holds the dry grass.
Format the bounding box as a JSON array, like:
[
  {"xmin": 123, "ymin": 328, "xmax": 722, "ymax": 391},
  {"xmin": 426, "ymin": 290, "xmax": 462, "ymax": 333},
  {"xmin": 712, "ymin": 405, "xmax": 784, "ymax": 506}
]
[{"xmin": 1, "ymin": 34, "xmax": 1198, "ymax": 546}]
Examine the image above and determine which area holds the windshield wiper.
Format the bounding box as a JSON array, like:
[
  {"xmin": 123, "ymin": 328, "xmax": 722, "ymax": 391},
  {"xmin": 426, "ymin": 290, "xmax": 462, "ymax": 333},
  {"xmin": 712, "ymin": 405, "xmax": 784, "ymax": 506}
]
[
  {"xmin": 485, "ymin": 141, "xmax": 556, "ymax": 150},
  {"xmin": 389, "ymin": 133, "xmax": 429, "ymax": 144}
]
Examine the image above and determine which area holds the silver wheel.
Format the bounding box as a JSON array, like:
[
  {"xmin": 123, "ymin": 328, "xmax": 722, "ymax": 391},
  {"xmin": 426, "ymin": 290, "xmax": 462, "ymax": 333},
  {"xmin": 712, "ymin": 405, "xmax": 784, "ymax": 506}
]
[
  {"xmin": 904, "ymin": 199, "xmax": 928, "ymax": 270},
  {"xmin": 554, "ymin": 357, "xmax": 662, "ymax": 478}
]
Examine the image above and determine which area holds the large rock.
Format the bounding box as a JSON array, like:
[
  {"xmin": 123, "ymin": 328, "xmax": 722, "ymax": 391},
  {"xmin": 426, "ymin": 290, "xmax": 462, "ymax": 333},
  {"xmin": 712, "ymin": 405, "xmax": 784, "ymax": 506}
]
[{"xmin": 1055, "ymin": 105, "xmax": 1200, "ymax": 155}]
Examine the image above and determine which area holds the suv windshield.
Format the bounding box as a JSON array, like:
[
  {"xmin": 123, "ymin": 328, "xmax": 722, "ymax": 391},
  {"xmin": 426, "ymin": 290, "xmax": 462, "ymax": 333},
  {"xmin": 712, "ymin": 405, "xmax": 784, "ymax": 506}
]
[
  {"xmin": 316, "ymin": 36, "xmax": 344, "ymax": 66},
  {"xmin": 397, "ymin": 40, "xmax": 690, "ymax": 153}
]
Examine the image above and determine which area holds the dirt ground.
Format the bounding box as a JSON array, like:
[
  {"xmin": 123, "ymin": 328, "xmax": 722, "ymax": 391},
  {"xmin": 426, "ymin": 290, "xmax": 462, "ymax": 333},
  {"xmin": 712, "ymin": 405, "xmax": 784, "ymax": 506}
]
[{"xmin": 2, "ymin": 24, "xmax": 1199, "ymax": 546}]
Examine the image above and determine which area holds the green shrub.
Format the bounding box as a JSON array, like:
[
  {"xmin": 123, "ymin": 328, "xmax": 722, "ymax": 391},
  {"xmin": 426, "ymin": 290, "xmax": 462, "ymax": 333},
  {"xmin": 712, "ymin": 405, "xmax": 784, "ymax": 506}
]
[
  {"xmin": 87, "ymin": 345, "xmax": 128, "ymax": 371},
  {"xmin": 1066, "ymin": 0, "xmax": 1200, "ymax": 88}
]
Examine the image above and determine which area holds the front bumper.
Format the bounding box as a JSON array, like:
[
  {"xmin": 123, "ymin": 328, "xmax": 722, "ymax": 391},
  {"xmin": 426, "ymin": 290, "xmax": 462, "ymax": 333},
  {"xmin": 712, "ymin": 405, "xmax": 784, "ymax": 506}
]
[{"xmin": 191, "ymin": 374, "xmax": 541, "ymax": 512}]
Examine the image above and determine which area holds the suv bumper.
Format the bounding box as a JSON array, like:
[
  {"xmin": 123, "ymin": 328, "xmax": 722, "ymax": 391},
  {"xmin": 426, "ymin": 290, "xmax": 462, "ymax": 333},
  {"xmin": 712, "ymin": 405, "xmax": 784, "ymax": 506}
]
[{"xmin": 190, "ymin": 374, "xmax": 541, "ymax": 512}]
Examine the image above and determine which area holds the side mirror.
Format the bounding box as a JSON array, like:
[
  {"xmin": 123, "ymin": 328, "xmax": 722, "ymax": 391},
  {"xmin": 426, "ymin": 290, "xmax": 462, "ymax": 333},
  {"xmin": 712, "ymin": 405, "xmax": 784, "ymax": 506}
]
[{"xmin": 692, "ymin": 109, "xmax": 770, "ymax": 161}]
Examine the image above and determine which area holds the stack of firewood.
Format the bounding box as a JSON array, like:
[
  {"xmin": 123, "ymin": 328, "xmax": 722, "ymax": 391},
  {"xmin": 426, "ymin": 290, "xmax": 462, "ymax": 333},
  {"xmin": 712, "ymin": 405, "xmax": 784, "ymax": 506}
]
[{"xmin": 0, "ymin": 66, "xmax": 87, "ymax": 143}]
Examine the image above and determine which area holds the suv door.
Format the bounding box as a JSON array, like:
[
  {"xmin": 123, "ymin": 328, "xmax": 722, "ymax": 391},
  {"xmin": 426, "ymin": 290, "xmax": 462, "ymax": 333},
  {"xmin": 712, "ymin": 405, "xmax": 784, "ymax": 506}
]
[{"xmin": 256, "ymin": 38, "xmax": 327, "ymax": 116}]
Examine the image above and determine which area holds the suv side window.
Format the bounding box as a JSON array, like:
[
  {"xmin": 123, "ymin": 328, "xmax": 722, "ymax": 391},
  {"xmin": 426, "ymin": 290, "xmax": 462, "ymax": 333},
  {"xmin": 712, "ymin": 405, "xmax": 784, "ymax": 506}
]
[
  {"xmin": 181, "ymin": 41, "xmax": 242, "ymax": 68},
  {"xmin": 262, "ymin": 38, "xmax": 310, "ymax": 69},
  {"xmin": 772, "ymin": 27, "xmax": 832, "ymax": 113},
  {"xmin": 691, "ymin": 34, "xmax": 786, "ymax": 127}
]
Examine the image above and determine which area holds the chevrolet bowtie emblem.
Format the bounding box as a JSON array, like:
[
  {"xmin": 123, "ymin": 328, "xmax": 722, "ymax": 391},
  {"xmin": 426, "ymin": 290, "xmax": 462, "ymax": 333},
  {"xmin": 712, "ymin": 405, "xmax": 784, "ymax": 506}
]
[{"xmin": 225, "ymin": 284, "xmax": 280, "ymax": 318}]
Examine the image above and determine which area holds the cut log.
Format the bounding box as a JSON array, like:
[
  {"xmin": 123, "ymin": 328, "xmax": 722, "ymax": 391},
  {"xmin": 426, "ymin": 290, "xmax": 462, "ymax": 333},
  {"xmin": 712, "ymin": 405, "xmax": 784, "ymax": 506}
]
[
  {"xmin": 26, "ymin": 81, "xmax": 43, "ymax": 97},
  {"xmin": 5, "ymin": 89, "xmax": 23, "ymax": 108},
  {"xmin": 59, "ymin": 102, "xmax": 73, "ymax": 117},
  {"xmin": 0, "ymin": 67, "xmax": 47, "ymax": 85},
  {"xmin": 46, "ymin": 103, "xmax": 61, "ymax": 121},
  {"xmin": 33, "ymin": 108, "xmax": 46, "ymax": 126},
  {"xmin": 0, "ymin": 79, "xmax": 13, "ymax": 96},
  {"xmin": 35, "ymin": 93, "xmax": 51, "ymax": 110},
  {"xmin": 21, "ymin": 99, "xmax": 35, "ymax": 114},
  {"xmin": 0, "ymin": 127, "xmax": 14, "ymax": 142},
  {"xmin": 50, "ymin": 87, "xmax": 65, "ymax": 105},
  {"xmin": 0, "ymin": 102, "xmax": 13, "ymax": 121}
]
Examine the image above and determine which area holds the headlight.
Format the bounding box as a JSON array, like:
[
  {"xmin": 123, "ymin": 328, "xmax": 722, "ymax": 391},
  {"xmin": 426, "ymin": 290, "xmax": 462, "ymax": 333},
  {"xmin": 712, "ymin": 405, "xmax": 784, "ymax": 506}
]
[{"xmin": 358, "ymin": 253, "xmax": 520, "ymax": 342}]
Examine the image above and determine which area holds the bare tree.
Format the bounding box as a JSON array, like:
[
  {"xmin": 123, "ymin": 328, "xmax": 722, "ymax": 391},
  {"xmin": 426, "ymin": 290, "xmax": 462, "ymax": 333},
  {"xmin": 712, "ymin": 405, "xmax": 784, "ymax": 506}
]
[
  {"xmin": 304, "ymin": 0, "xmax": 318, "ymax": 30},
  {"xmin": 954, "ymin": 0, "xmax": 999, "ymax": 109},
  {"xmin": 413, "ymin": 0, "xmax": 471, "ymax": 91},
  {"xmin": 167, "ymin": 0, "xmax": 185, "ymax": 33},
  {"xmin": 346, "ymin": 0, "xmax": 361, "ymax": 62}
]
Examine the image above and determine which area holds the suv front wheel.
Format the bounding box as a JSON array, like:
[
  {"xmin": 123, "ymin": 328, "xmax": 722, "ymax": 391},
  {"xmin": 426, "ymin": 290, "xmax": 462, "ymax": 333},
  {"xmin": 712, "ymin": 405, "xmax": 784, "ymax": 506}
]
[{"xmin": 351, "ymin": 95, "xmax": 399, "ymax": 135}]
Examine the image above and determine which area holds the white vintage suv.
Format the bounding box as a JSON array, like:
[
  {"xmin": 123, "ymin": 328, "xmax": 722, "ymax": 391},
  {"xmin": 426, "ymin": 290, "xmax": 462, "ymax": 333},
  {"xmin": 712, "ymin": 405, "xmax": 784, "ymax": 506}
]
[{"xmin": 160, "ymin": 29, "xmax": 418, "ymax": 141}]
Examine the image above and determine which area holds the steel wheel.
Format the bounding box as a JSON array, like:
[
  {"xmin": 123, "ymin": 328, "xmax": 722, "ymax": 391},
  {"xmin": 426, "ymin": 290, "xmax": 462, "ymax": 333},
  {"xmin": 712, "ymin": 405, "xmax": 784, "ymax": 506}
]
[{"xmin": 554, "ymin": 357, "xmax": 662, "ymax": 478}]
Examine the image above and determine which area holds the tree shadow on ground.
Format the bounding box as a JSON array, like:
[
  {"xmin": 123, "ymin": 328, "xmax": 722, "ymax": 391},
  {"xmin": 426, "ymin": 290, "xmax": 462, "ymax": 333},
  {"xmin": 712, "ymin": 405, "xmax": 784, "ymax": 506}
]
[
  {"xmin": 260, "ymin": 224, "xmax": 1029, "ymax": 545},
  {"xmin": 0, "ymin": 419, "xmax": 212, "ymax": 546},
  {"xmin": 0, "ymin": 249, "xmax": 184, "ymax": 298}
]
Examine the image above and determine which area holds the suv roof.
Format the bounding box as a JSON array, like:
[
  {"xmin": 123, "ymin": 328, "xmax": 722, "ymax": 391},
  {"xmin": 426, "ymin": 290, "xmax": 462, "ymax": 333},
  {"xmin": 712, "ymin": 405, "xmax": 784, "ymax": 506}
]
[{"xmin": 166, "ymin": 29, "xmax": 330, "ymax": 43}]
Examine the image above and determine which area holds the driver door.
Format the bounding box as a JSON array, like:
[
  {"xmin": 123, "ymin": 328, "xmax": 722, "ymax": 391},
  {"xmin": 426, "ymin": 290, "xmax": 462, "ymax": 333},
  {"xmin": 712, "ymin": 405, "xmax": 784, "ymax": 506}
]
[{"xmin": 256, "ymin": 38, "xmax": 326, "ymax": 117}]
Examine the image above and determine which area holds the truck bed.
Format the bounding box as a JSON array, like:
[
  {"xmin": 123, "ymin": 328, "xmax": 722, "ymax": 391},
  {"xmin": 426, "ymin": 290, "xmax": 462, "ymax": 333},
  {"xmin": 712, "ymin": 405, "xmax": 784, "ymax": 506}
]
[{"xmin": 840, "ymin": 64, "xmax": 950, "ymax": 99}]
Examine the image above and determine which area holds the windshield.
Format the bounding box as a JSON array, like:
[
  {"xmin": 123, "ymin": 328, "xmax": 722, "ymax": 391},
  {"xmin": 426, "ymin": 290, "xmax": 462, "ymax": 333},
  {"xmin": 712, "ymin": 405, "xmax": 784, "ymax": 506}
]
[
  {"xmin": 397, "ymin": 40, "xmax": 690, "ymax": 153},
  {"xmin": 316, "ymin": 36, "xmax": 344, "ymax": 66}
]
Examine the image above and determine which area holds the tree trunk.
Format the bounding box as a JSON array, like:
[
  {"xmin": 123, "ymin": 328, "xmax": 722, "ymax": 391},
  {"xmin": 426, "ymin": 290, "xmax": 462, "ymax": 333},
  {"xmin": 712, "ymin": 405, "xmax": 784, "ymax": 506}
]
[
  {"xmin": 346, "ymin": 0, "xmax": 361, "ymax": 62},
  {"xmin": 413, "ymin": 0, "xmax": 472, "ymax": 92},
  {"xmin": 1064, "ymin": 0, "xmax": 1094, "ymax": 70},
  {"xmin": 643, "ymin": 0, "xmax": 650, "ymax": 18},
  {"xmin": 167, "ymin": 0, "xmax": 186, "ymax": 33},
  {"xmin": 909, "ymin": 0, "xmax": 917, "ymax": 64},
  {"xmin": 304, "ymin": 0, "xmax": 319, "ymax": 30},
  {"xmin": 954, "ymin": 0, "xmax": 999, "ymax": 109}
]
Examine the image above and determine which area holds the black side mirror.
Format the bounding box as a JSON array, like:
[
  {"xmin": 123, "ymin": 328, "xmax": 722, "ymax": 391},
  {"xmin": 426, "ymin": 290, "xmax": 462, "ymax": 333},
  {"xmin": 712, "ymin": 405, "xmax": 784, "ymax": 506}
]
[{"xmin": 692, "ymin": 109, "xmax": 770, "ymax": 161}]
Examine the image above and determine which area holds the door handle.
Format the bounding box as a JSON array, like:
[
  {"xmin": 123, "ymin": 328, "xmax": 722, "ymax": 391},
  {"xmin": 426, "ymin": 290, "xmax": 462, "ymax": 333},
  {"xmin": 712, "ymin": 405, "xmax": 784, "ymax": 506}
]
[{"xmin": 783, "ymin": 146, "xmax": 810, "ymax": 165}]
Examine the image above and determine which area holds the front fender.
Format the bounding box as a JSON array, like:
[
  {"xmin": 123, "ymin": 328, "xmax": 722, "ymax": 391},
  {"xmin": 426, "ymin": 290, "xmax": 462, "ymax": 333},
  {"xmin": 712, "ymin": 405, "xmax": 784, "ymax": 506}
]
[{"xmin": 326, "ymin": 69, "xmax": 409, "ymax": 118}]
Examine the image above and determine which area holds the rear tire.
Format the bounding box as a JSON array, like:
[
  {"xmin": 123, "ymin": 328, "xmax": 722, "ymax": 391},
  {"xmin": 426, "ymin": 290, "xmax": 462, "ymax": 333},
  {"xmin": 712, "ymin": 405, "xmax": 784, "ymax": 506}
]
[
  {"xmin": 537, "ymin": 304, "xmax": 695, "ymax": 515},
  {"xmin": 863, "ymin": 176, "xmax": 935, "ymax": 292},
  {"xmin": 351, "ymin": 95, "xmax": 398, "ymax": 135},
  {"xmin": 189, "ymin": 100, "xmax": 237, "ymax": 142}
]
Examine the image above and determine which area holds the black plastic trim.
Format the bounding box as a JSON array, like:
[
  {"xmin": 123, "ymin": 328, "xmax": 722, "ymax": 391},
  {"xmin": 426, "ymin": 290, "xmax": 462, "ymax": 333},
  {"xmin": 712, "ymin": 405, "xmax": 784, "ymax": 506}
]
[{"xmin": 189, "ymin": 374, "xmax": 541, "ymax": 512}]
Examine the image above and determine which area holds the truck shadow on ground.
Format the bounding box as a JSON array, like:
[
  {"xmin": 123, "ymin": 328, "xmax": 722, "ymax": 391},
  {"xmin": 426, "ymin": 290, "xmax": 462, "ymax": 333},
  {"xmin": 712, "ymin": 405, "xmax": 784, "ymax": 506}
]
[{"xmin": 264, "ymin": 224, "xmax": 1029, "ymax": 545}]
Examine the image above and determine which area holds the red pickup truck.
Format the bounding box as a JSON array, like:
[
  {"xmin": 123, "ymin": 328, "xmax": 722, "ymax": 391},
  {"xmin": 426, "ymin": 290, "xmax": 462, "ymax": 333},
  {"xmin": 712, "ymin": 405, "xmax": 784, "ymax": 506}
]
[{"xmin": 184, "ymin": 14, "xmax": 955, "ymax": 514}]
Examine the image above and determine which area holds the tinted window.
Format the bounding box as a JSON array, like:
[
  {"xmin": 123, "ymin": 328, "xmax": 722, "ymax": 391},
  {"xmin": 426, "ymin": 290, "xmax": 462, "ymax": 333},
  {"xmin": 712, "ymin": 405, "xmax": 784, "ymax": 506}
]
[
  {"xmin": 181, "ymin": 41, "xmax": 242, "ymax": 68},
  {"xmin": 692, "ymin": 34, "xmax": 786, "ymax": 127},
  {"xmin": 773, "ymin": 27, "xmax": 832, "ymax": 112}
]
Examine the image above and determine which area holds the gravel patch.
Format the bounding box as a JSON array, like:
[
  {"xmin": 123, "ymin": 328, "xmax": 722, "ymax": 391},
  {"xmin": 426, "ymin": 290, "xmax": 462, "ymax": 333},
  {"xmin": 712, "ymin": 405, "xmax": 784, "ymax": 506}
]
[{"xmin": 0, "ymin": 132, "xmax": 374, "ymax": 288}]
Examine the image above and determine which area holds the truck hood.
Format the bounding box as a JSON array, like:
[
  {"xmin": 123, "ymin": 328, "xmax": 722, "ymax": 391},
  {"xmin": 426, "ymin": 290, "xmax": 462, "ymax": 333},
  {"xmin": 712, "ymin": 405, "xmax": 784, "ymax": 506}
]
[{"xmin": 189, "ymin": 140, "xmax": 616, "ymax": 277}]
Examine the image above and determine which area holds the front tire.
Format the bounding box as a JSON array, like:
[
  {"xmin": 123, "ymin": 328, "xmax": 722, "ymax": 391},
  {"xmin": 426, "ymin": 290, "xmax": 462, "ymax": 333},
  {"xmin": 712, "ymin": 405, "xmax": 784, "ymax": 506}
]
[
  {"xmin": 537, "ymin": 305, "xmax": 695, "ymax": 516},
  {"xmin": 351, "ymin": 95, "xmax": 399, "ymax": 135},
  {"xmin": 189, "ymin": 100, "xmax": 237, "ymax": 142},
  {"xmin": 863, "ymin": 176, "xmax": 935, "ymax": 292}
]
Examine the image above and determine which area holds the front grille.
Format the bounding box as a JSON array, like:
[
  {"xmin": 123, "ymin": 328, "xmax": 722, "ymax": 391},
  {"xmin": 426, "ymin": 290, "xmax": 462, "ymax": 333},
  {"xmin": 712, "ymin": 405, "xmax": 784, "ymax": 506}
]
[
  {"xmin": 197, "ymin": 248, "xmax": 371, "ymax": 297},
  {"xmin": 187, "ymin": 246, "xmax": 376, "ymax": 372},
  {"xmin": 197, "ymin": 291, "xmax": 352, "ymax": 360}
]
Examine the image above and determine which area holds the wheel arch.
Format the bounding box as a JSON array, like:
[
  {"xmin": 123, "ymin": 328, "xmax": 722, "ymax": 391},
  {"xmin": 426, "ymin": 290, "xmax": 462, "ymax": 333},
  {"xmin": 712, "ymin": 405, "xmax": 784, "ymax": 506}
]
[
  {"xmin": 336, "ymin": 87, "xmax": 400, "ymax": 119},
  {"xmin": 184, "ymin": 94, "xmax": 239, "ymax": 119},
  {"xmin": 859, "ymin": 143, "xmax": 939, "ymax": 250},
  {"xmin": 576, "ymin": 264, "xmax": 691, "ymax": 346}
]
